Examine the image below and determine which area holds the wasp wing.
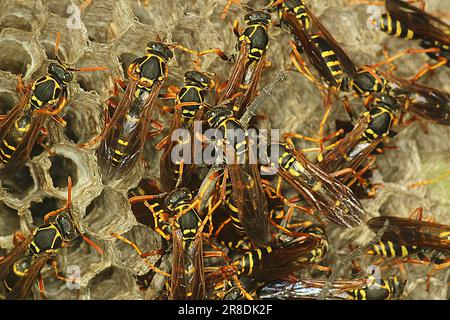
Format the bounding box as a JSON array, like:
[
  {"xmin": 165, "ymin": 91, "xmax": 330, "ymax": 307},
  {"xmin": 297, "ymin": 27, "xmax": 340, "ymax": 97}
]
[
  {"xmin": 280, "ymin": 148, "xmax": 364, "ymax": 227},
  {"xmin": 218, "ymin": 41, "xmax": 250, "ymax": 105},
  {"xmin": 7, "ymin": 253, "xmax": 52, "ymax": 300},
  {"xmin": 0, "ymin": 235, "xmax": 33, "ymax": 280},
  {"xmin": 386, "ymin": 0, "xmax": 450, "ymax": 45},
  {"xmin": 302, "ymin": 4, "xmax": 357, "ymax": 79},
  {"xmin": 98, "ymin": 81, "xmax": 162, "ymax": 180},
  {"xmin": 283, "ymin": 11, "xmax": 338, "ymax": 87},
  {"xmin": 367, "ymin": 216, "xmax": 450, "ymax": 252}
]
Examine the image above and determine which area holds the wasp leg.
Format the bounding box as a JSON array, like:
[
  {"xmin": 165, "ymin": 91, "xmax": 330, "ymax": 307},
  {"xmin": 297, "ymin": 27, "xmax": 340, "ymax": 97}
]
[
  {"xmin": 155, "ymin": 134, "xmax": 170, "ymax": 151},
  {"xmin": 342, "ymin": 95, "xmax": 357, "ymax": 121},
  {"xmin": 289, "ymin": 41, "xmax": 325, "ymax": 91},
  {"xmin": 232, "ymin": 274, "xmax": 254, "ymax": 300},
  {"xmin": 170, "ymin": 43, "xmax": 229, "ymax": 61},
  {"xmin": 79, "ymin": 0, "xmax": 93, "ymax": 12},
  {"xmin": 408, "ymin": 170, "xmax": 450, "ymax": 188},
  {"xmin": 51, "ymin": 260, "xmax": 76, "ymax": 283},
  {"xmin": 37, "ymin": 128, "xmax": 55, "ymax": 157},
  {"xmin": 33, "ymin": 88, "xmax": 69, "ymax": 117},
  {"xmin": 76, "ymin": 96, "xmax": 116, "ymax": 149},
  {"xmin": 38, "ymin": 273, "xmax": 47, "ymax": 300},
  {"xmin": 371, "ymin": 47, "xmax": 441, "ymax": 70},
  {"xmin": 159, "ymin": 85, "xmax": 180, "ymax": 100},
  {"xmin": 13, "ymin": 231, "xmax": 26, "ymax": 245},
  {"xmin": 331, "ymin": 156, "xmax": 376, "ymax": 187},
  {"xmin": 410, "ymin": 57, "xmax": 448, "ymax": 83},
  {"xmin": 111, "ymin": 232, "xmax": 170, "ymax": 277},
  {"xmin": 221, "ymin": 0, "xmax": 241, "ymax": 20},
  {"xmin": 15, "ymin": 74, "xmax": 27, "ymax": 94}
]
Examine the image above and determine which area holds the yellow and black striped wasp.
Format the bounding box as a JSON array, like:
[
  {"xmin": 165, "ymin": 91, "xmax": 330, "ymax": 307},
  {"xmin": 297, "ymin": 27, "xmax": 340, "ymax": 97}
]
[
  {"xmin": 262, "ymin": 142, "xmax": 365, "ymax": 228},
  {"xmin": 372, "ymin": 0, "xmax": 450, "ymax": 68},
  {"xmin": 206, "ymin": 106, "xmax": 271, "ymax": 246},
  {"xmin": 341, "ymin": 67, "xmax": 450, "ymax": 126},
  {"xmin": 0, "ymin": 33, "xmax": 106, "ymax": 177},
  {"xmin": 117, "ymin": 187, "xmax": 209, "ymax": 299},
  {"xmin": 268, "ymin": 0, "xmax": 357, "ymax": 89},
  {"xmin": 163, "ymin": 187, "xmax": 207, "ymax": 300},
  {"xmin": 93, "ymin": 41, "xmax": 173, "ymax": 182},
  {"xmin": 158, "ymin": 70, "xmax": 214, "ymax": 191},
  {"xmin": 319, "ymin": 93, "xmax": 399, "ymax": 186},
  {"xmin": 205, "ymin": 234, "xmax": 321, "ymax": 299},
  {"xmin": 218, "ymin": 11, "xmax": 271, "ymax": 117},
  {"xmin": 366, "ymin": 214, "xmax": 450, "ymax": 269},
  {"xmin": 259, "ymin": 275, "xmax": 406, "ymax": 300},
  {"xmin": 0, "ymin": 177, "xmax": 103, "ymax": 300}
]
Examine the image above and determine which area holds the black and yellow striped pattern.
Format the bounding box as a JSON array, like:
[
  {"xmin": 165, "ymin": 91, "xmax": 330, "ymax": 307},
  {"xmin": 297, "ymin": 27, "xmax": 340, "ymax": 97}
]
[
  {"xmin": 346, "ymin": 276, "xmax": 403, "ymax": 300},
  {"xmin": 376, "ymin": 14, "xmax": 415, "ymax": 40},
  {"xmin": 367, "ymin": 240, "xmax": 418, "ymax": 258},
  {"xmin": 232, "ymin": 247, "xmax": 273, "ymax": 276},
  {"xmin": 311, "ymin": 35, "xmax": 344, "ymax": 85}
]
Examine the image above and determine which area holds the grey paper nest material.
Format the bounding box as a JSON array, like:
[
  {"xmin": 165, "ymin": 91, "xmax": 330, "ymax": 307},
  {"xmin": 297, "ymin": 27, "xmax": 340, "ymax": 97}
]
[{"xmin": 0, "ymin": 0, "xmax": 449, "ymax": 300}]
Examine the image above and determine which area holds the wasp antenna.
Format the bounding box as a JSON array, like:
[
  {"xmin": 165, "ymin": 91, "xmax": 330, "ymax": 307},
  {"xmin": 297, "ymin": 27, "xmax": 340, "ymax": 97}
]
[
  {"xmin": 68, "ymin": 66, "xmax": 108, "ymax": 72},
  {"xmin": 54, "ymin": 32, "xmax": 64, "ymax": 64},
  {"xmin": 67, "ymin": 176, "xmax": 73, "ymax": 210}
]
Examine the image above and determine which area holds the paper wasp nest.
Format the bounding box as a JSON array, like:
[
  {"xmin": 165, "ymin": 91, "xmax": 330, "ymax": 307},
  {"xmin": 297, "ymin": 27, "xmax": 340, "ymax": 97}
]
[{"xmin": 0, "ymin": 0, "xmax": 449, "ymax": 300}]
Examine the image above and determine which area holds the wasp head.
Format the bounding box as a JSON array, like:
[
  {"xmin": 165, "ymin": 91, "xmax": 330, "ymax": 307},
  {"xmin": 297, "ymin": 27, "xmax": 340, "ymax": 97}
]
[
  {"xmin": 244, "ymin": 11, "xmax": 271, "ymax": 26},
  {"xmin": 55, "ymin": 212, "xmax": 78, "ymax": 241},
  {"xmin": 48, "ymin": 62, "xmax": 74, "ymax": 85},
  {"xmin": 146, "ymin": 42, "xmax": 174, "ymax": 63},
  {"xmin": 184, "ymin": 71, "xmax": 214, "ymax": 90},
  {"xmin": 164, "ymin": 187, "xmax": 193, "ymax": 211},
  {"xmin": 206, "ymin": 106, "xmax": 233, "ymax": 127}
]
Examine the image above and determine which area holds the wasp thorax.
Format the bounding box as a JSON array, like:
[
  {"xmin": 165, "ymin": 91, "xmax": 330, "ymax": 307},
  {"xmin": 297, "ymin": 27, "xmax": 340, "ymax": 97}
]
[
  {"xmin": 184, "ymin": 70, "xmax": 213, "ymax": 90},
  {"xmin": 146, "ymin": 42, "xmax": 174, "ymax": 63},
  {"xmin": 244, "ymin": 11, "xmax": 271, "ymax": 25},
  {"xmin": 48, "ymin": 62, "xmax": 73, "ymax": 84},
  {"xmin": 164, "ymin": 187, "xmax": 193, "ymax": 210}
]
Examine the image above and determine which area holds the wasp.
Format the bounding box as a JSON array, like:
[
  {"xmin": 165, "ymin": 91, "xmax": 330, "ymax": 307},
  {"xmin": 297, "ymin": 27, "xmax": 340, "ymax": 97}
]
[
  {"xmin": 0, "ymin": 177, "xmax": 102, "ymax": 300},
  {"xmin": 259, "ymin": 275, "xmax": 406, "ymax": 300},
  {"xmin": 319, "ymin": 94, "xmax": 399, "ymax": 186},
  {"xmin": 123, "ymin": 182, "xmax": 217, "ymax": 299},
  {"xmin": 262, "ymin": 142, "xmax": 365, "ymax": 228},
  {"xmin": 95, "ymin": 41, "xmax": 173, "ymax": 181},
  {"xmin": 158, "ymin": 71, "xmax": 214, "ymax": 191},
  {"xmin": 341, "ymin": 67, "xmax": 450, "ymax": 125},
  {"xmin": 0, "ymin": 33, "xmax": 106, "ymax": 177},
  {"xmin": 218, "ymin": 11, "xmax": 271, "ymax": 117},
  {"xmin": 163, "ymin": 187, "xmax": 207, "ymax": 300},
  {"xmin": 371, "ymin": 0, "xmax": 450, "ymax": 67},
  {"xmin": 366, "ymin": 215, "xmax": 450, "ymax": 269},
  {"xmin": 268, "ymin": 0, "xmax": 357, "ymax": 89},
  {"xmin": 205, "ymin": 235, "xmax": 321, "ymax": 296},
  {"xmin": 206, "ymin": 106, "xmax": 271, "ymax": 245}
]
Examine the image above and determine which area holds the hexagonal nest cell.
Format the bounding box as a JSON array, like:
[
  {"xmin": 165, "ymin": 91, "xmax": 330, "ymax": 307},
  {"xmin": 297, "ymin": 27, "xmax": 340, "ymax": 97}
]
[{"xmin": 0, "ymin": 0, "xmax": 449, "ymax": 301}]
